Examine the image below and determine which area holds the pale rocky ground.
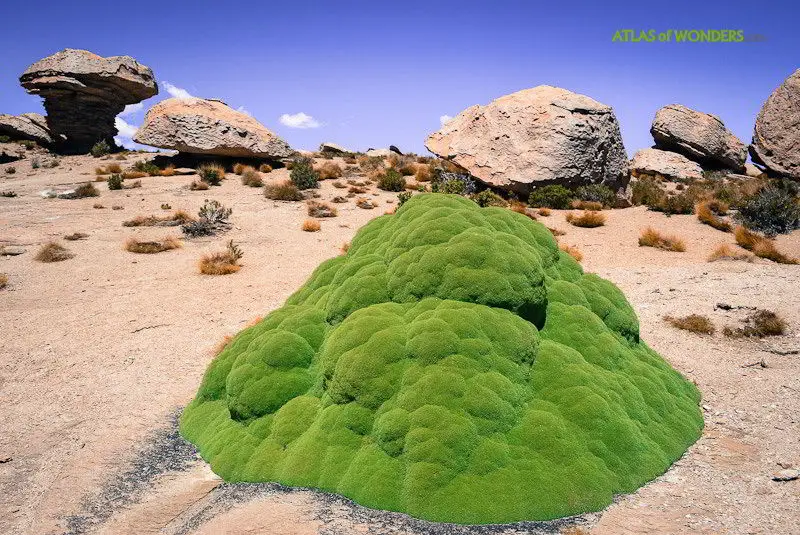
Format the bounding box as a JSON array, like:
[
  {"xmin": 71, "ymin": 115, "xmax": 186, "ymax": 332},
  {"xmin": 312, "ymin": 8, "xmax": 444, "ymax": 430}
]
[{"xmin": 0, "ymin": 149, "xmax": 798, "ymax": 535}]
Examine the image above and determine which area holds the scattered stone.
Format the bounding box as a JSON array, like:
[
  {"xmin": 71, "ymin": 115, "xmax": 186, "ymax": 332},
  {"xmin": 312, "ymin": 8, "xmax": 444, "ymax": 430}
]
[
  {"xmin": 425, "ymin": 85, "xmax": 628, "ymax": 194},
  {"xmin": 0, "ymin": 246, "xmax": 27, "ymax": 256},
  {"xmin": 20, "ymin": 49, "xmax": 157, "ymax": 154},
  {"xmin": 0, "ymin": 113, "xmax": 52, "ymax": 145},
  {"xmin": 629, "ymin": 148, "xmax": 704, "ymax": 181},
  {"xmin": 134, "ymin": 97, "xmax": 292, "ymax": 159},
  {"xmin": 651, "ymin": 104, "xmax": 747, "ymax": 171},
  {"xmin": 750, "ymin": 69, "xmax": 800, "ymax": 179},
  {"xmin": 771, "ymin": 469, "xmax": 800, "ymax": 482}
]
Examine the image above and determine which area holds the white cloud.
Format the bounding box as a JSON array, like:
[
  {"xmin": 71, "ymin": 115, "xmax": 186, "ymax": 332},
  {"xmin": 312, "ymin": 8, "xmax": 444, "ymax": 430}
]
[
  {"xmin": 279, "ymin": 112, "xmax": 321, "ymax": 129},
  {"xmin": 115, "ymin": 117, "xmax": 138, "ymax": 139},
  {"xmin": 440, "ymin": 114, "xmax": 453, "ymax": 126},
  {"xmin": 161, "ymin": 81, "xmax": 194, "ymax": 99},
  {"xmin": 236, "ymin": 106, "xmax": 252, "ymax": 117},
  {"xmin": 120, "ymin": 103, "xmax": 143, "ymax": 116}
]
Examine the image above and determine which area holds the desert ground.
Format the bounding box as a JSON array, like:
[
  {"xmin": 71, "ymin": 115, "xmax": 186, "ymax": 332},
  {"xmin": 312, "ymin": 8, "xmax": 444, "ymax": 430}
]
[{"xmin": 1, "ymin": 150, "xmax": 798, "ymax": 535}]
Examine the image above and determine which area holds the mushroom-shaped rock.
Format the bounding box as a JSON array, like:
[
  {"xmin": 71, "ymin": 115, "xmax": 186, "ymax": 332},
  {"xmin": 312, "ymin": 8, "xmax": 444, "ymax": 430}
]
[
  {"xmin": 651, "ymin": 104, "xmax": 746, "ymax": 171},
  {"xmin": 0, "ymin": 113, "xmax": 53, "ymax": 146},
  {"xmin": 425, "ymin": 86, "xmax": 629, "ymax": 194},
  {"xmin": 134, "ymin": 97, "xmax": 292, "ymax": 158},
  {"xmin": 750, "ymin": 69, "xmax": 800, "ymax": 180},
  {"xmin": 630, "ymin": 148, "xmax": 704, "ymax": 181},
  {"xmin": 19, "ymin": 49, "xmax": 157, "ymax": 154}
]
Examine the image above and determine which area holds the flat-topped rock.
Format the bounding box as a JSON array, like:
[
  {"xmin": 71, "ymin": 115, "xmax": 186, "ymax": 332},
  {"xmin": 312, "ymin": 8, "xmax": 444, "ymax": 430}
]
[
  {"xmin": 20, "ymin": 49, "xmax": 157, "ymax": 154},
  {"xmin": 134, "ymin": 98, "xmax": 292, "ymax": 159},
  {"xmin": 630, "ymin": 148, "xmax": 704, "ymax": 181}
]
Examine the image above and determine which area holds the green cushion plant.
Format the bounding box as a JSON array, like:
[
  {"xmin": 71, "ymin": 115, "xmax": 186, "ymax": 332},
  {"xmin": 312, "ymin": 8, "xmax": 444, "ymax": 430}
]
[{"xmin": 181, "ymin": 193, "xmax": 702, "ymax": 524}]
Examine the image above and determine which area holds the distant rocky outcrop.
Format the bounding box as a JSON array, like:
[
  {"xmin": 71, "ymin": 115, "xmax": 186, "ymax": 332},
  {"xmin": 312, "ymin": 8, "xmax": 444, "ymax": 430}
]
[
  {"xmin": 651, "ymin": 104, "xmax": 746, "ymax": 171},
  {"xmin": 630, "ymin": 148, "xmax": 704, "ymax": 181},
  {"xmin": 134, "ymin": 97, "xmax": 292, "ymax": 159},
  {"xmin": 750, "ymin": 69, "xmax": 800, "ymax": 180},
  {"xmin": 0, "ymin": 113, "xmax": 53, "ymax": 146},
  {"xmin": 319, "ymin": 142, "xmax": 349, "ymax": 154},
  {"xmin": 19, "ymin": 49, "xmax": 157, "ymax": 154},
  {"xmin": 425, "ymin": 86, "xmax": 628, "ymax": 193},
  {"xmin": 389, "ymin": 145, "xmax": 403, "ymax": 155},
  {"xmin": 365, "ymin": 148, "xmax": 395, "ymax": 158}
]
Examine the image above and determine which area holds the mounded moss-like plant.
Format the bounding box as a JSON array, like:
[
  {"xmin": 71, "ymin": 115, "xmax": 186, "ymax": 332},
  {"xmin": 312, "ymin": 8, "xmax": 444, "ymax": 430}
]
[{"xmin": 181, "ymin": 193, "xmax": 703, "ymax": 525}]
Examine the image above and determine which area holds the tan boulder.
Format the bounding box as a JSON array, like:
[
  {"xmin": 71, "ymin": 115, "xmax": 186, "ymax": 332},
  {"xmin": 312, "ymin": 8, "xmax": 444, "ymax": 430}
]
[
  {"xmin": 134, "ymin": 98, "xmax": 292, "ymax": 158},
  {"xmin": 629, "ymin": 148, "xmax": 704, "ymax": 181},
  {"xmin": 425, "ymin": 86, "xmax": 628, "ymax": 193},
  {"xmin": 0, "ymin": 113, "xmax": 53, "ymax": 145},
  {"xmin": 750, "ymin": 69, "xmax": 800, "ymax": 179}
]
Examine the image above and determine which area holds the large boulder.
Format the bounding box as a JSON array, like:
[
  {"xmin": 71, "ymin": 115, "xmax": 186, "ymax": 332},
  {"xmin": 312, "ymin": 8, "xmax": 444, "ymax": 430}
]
[
  {"xmin": 0, "ymin": 113, "xmax": 53, "ymax": 145},
  {"xmin": 19, "ymin": 49, "xmax": 157, "ymax": 154},
  {"xmin": 750, "ymin": 69, "xmax": 800, "ymax": 180},
  {"xmin": 134, "ymin": 97, "xmax": 292, "ymax": 158},
  {"xmin": 651, "ymin": 104, "xmax": 746, "ymax": 171},
  {"xmin": 425, "ymin": 86, "xmax": 628, "ymax": 194},
  {"xmin": 319, "ymin": 142, "xmax": 350, "ymax": 154},
  {"xmin": 629, "ymin": 148, "xmax": 704, "ymax": 181}
]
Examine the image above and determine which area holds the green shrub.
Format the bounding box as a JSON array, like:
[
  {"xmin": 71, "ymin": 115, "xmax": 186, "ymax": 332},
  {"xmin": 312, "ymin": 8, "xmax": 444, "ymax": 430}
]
[
  {"xmin": 377, "ymin": 168, "xmax": 406, "ymax": 192},
  {"xmin": 133, "ymin": 160, "xmax": 161, "ymax": 176},
  {"xmin": 31, "ymin": 157, "xmax": 40, "ymax": 169},
  {"xmin": 197, "ymin": 163, "xmax": 226, "ymax": 186},
  {"xmin": 107, "ymin": 173, "xmax": 123, "ymax": 190},
  {"xmin": 630, "ymin": 177, "xmax": 666, "ymax": 207},
  {"xmin": 90, "ymin": 139, "xmax": 111, "ymax": 157},
  {"xmin": 397, "ymin": 191, "xmax": 412, "ymax": 206},
  {"xmin": 736, "ymin": 185, "xmax": 800, "ymax": 236},
  {"xmin": 472, "ymin": 189, "xmax": 507, "ymax": 207},
  {"xmin": 527, "ymin": 184, "xmax": 573, "ymax": 209},
  {"xmin": 290, "ymin": 157, "xmax": 319, "ymax": 190},
  {"xmin": 0, "ymin": 135, "xmax": 9, "ymax": 143},
  {"xmin": 181, "ymin": 193, "xmax": 703, "ymax": 525},
  {"xmin": 21, "ymin": 140, "xmax": 35, "ymax": 150},
  {"xmin": 575, "ymin": 184, "xmax": 615, "ymax": 206},
  {"xmin": 431, "ymin": 172, "xmax": 476, "ymax": 195}
]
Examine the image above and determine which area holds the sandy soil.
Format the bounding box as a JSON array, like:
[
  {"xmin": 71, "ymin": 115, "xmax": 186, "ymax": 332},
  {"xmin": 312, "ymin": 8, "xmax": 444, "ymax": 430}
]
[{"xmin": 1, "ymin": 150, "xmax": 798, "ymax": 535}]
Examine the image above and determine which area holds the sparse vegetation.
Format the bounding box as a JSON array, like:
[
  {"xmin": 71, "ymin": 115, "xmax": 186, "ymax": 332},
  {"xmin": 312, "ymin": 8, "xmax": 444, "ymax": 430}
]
[
  {"xmin": 348, "ymin": 185, "xmax": 367, "ymax": 194},
  {"xmin": 199, "ymin": 241, "xmax": 243, "ymax": 275},
  {"xmin": 132, "ymin": 160, "xmax": 160, "ymax": 176},
  {"xmin": 73, "ymin": 182, "xmax": 100, "ymax": 198},
  {"xmin": 414, "ymin": 165, "xmax": 432, "ymax": 182},
  {"xmin": 377, "ymin": 168, "xmax": 406, "ymax": 192},
  {"xmin": 630, "ymin": 177, "xmax": 666, "ymax": 207},
  {"xmin": 575, "ymin": 184, "xmax": 615, "ymax": 207},
  {"xmin": 432, "ymin": 172, "xmax": 475, "ymax": 195},
  {"xmin": 107, "ymin": 163, "xmax": 123, "ymax": 174},
  {"xmin": 107, "ymin": 173, "xmax": 123, "ymax": 190},
  {"xmin": 528, "ymin": 185, "xmax": 573, "ymax": 209},
  {"xmin": 31, "ymin": 157, "xmax": 40, "ymax": 169},
  {"xmin": 665, "ymin": 314, "xmax": 715, "ymax": 335},
  {"xmin": 197, "ymin": 163, "xmax": 226, "ymax": 186},
  {"xmin": 317, "ymin": 161, "xmax": 343, "ymax": 180},
  {"xmin": 259, "ymin": 163, "xmax": 273, "ymax": 173},
  {"xmin": 356, "ymin": 198, "xmax": 375, "ymax": 209},
  {"xmin": 240, "ymin": 167, "xmax": 263, "ymax": 187},
  {"xmin": 570, "ymin": 200, "xmax": 604, "ymax": 211},
  {"xmin": 560, "ymin": 244, "xmax": 583, "ymax": 262},
  {"xmin": 91, "ymin": 139, "xmax": 111, "ymax": 157},
  {"xmin": 35, "ymin": 242, "xmax": 74, "ymax": 262},
  {"xmin": 734, "ymin": 226, "xmax": 797, "ymax": 264},
  {"xmin": 233, "ymin": 163, "xmax": 246, "ymax": 175},
  {"xmin": 265, "ymin": 180, "xmax": 303, "ymax": 201},
  {"xmin": 306, "ymin": 200, "xmax": 338, "ymax": 218},
  {"xmin": 5, "ymin": 166, "xmax": 16, "ymax": 174},
  {"xmin": 64, "ymin": 232, "xmax": 89, "ymax": 241},
  {"xmin": 736, "ymin": 184, "xmax": 800, "ymax": 236},
  {"xmin": 537, "ymin": 207, "xmax": 551, "ymax": 216},
  {"xmin": 397, "ymin": 191, "xmax": 412, "ymax": 207},
  {"xmin": 125, "ymin": 236, "xmax": 181, "ymax": 254},
  {"xmin": 696, "ymin": 201, "xmax": 732, "ymax": 232},
  {"xmin": 289, "ymin": 157, "xmax": 319, "ymax": 190},
  {"xmin": 638, "ymin": 227, "xmax": 686, "ymax": 252},
  {"xmin": 332, "ymin": 181, "xmax": 346, "ymax": 189},
  {"xmin": 95, "ymin": 166, "xmax": 109, "ymax": 176},
  {"xmin": 723, "ymin": 309, "xmax": 787, "ymax": 338},
  {"xmin": 93, "ymin": 203, "xmax": 105, "ymax": 209},
  {"xmin": 707, "ymin": 244, "xmax": 752, "ymax": 262},
  {"xmin": 472, "ymin": 190, "xmax": 507, "ymax": 207},
  {"xmin": 565, "ymin": 210, "xmax": 606, "ymax": 228},
  {"xmin": 181, "ymin": 200, "xmax": 232, "ymax": 237},
  {"xmin": 123, "ymin": 211, "xmax": 193, "ymax": 227},
  {"xmin": 301, "ymin": 219, "xmax": 321, "ymax": 232},
  {"xmin": 0, "ymin": 274, "xmax": 6, "ymax": 289}
]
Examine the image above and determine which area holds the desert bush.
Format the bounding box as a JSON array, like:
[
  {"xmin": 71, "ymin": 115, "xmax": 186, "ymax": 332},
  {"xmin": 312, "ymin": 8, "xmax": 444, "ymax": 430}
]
[
  {"xmin": 115, "ymin": 153, "xmax": 127, "ymax": 161},
  {"xmin": 723, "ymin": 309, "xmax": 787, "ymax": 338},
  {"xmin": 528, "ymin": 185, "xmax": 573, "ymax": 209},
  {"xmin": 91, "ymin": 139, "xmax": 111, "ymax": 157},
  {"xmin": 107, "ymin": 173, "xmax": 123, "ymax": 190},
  {"xmin": 472, "ymin": 190, "xmax": 507, "ymax": 207},
  {"xmin": 630, "ymin": 177, "xmax": 666, "ymax": 207},
  {"xmin": 653, "ymin": 191, "xmax": 696, "ymax": 215},
  {"xmin": 5, "ymin": 166, "xmax": 16, "ymax": 174},
  {"xmin": 565, "ymin": 210, "xmax": 606, "ymax": 228},
  {"xmin": 95, "ymin": 166, "xmax": 109, "ymax": 176},
  {"xmin": 31, "ymin": 157, "xmax": 40, "ymax": 169},
  {"xmin": 301, "ymin": 219, "xmax": 321, "ymax": 232},
  {"xmin": 307, "ymin": 200, "xmax": 338, "ymax": 218},
  {"xmin": 182, "ymin": 200, "xmax": 232, "ymax": 237},
  {"xmin": 570, "ymin": 200, "xmax": 604, "ymax": 211},
  {"xmin": 125, "ymin": 236, "xmax": 181, "ymax": 254},
  {"xmin": 64, "ymin": 232, "xmax": 89, "ymax": 241},
  {"xmin": 317, "ymin": 161, "xmax": 343, "ymax": 180},
  {"xmin": 107, "ymin": 163, "xmax": 123, "ymax": 174},
  {"xmin": 432, "ymin": 172, "xmax": 475, "ymax": 195},
  {"xmin": 707, "ymin": 244, "xmax": 752, "ymax": 262},
  {"xmin": 734, "ymin": 226, "xmax": 797, "ymax": 264},
  {"xmin": 664, "ymin": 314, "xmax": 715, "ymax": 335},
  {"xmin": 537, "ymin": 207, "xmax": 552, "ymax": 216},
  {"xmin": 414, "ymin": 165, "xmax": 432, "ymax": 182},
  {"xmin": 132, "ymin": 160, "xmax": 160, "ymax": 176},
  {"xmin": 240, "ymin": 168, "xmax": 263, "ymax": 187},
  {"xmin": 735, "ymin": 185, "xmax": 800, "ymax": 236},
  {"xmin": 197, "ymin": 163, "xmax": 226, "ymax": 186},
  {"xmin": 560, "ymin": 244, "xmax": 583, "ymax": 262},
  {"xmin": 377, "ymin": 169, "xmax": 406, "ymax": 192},
  {"xmin": 259, "ymin": 163, "xmax": 273, "ymax": 173},
  {"xmin": 35, "ymin": 242, "xmax": 74, "ymax": 262},
  {"xmin": 696, "ymin": 201, "xmax": 731, "ymax": 232},
  {"xmin": 638, "ymin": 227, "xmax": 686, "ymax": 252},
  {"xmin": 199, "ymin": 241, "xmax": 243, "ymax": 275},
  {"xmin": 397, "ymin": 191, "xmax": 412, "ymax": 207},
  {"xmin": 290, "ymin": 157, "xmax": 319, "ymax": 190},
  {"xmin": 73, "ymin": 182, "xmax": 100, "ymax": 198},
  {"xmin": 161, "ymin": 203, "xmax": 172, "ymax": 210},
  {"xmin": 575, "ymin": 184, "xmax": 615, "ymax": 206},
  {"xmin": 265, "ymin": 181, "xmax": 303, "ymax": 201},
  {"xmin": 0, "ymin": 135, "xmax": 9, "ymax": 143},
  {"xmin": 233, "ymin": 163, "xmax": 246, "ymax": 175},
  {"xmin": 357, "ymin": 155, "xmax": 385, "ymax": 171},
  {"xmin": 331, "ymin": 196, "xmax": 348, "ymax": 203}
]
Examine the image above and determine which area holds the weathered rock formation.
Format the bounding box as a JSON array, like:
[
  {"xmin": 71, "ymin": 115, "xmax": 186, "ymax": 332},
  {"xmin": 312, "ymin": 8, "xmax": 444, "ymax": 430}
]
[
  {"xmin": 629, "ymin": 148, "xmax": 704, "ymax": 181},
  {"xmin": 651, "ymin": 104, "xmax": 746, "ymax": 171},
  {"xmin": 0, "ymin": 113, "xmax": 53, "ymax": 145},
  {"xmin": 750, "ymin": 69, "xmax": 800, "ymax": 180},
  {"xmin": 134, "ymin": 97, "xmax": 292, "ymax": 158},
  {"xmin": 19, "ymin": 49, "xmax": 157, "ymax": 154},
  {"xmin": 425, "ymin": 86, "xmax": 628, "ymax": 193},
  {"xmin": 319, "ymin": 142, "xmax": 350, "ymax": 154}
]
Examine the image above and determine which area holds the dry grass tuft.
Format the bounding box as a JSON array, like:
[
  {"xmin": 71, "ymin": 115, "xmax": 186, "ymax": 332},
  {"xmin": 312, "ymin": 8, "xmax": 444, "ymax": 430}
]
[
  {"xmin": 74, "ymin": 182, "xmax": 100, "ymax": 198},
  {"xmin": 639, "ymin": 227, "xmax": 686, "ymax": 252},
  {"xmin": 233, "ymin": 163, "xmax": 246, "ymax": 175},
  {"xmin": 724, "ymin": 309, "xmax": 787, "ymax": 338},
  {"xmin": 734, "ymin": 226, "xmax": 797, "ymax": 264},
  {"xmin": 122, "ymin": 171, "xmax": 147, "ymax": 180},
  {"xmin": 707, "ymin": 244, "xmax": 752, "ymax": 262},
  {"xmin": 316, "ymin": 161, "xmax": 343, "ymax": 180},
  {"xmin": 565, "ymin": 210, "xmax": 606, "ymax": 228},
  {"xmin": 160, "ymin": 165, "xmax": 176, "ymax": 176},
  {"xmin": 696, "ymin": 201, "xmax": 732, "ymax": 232},
  {"xmin": 35, "ymin": 242, "xmax": 74, "ymax": 262},
  {"xmin": 547, "ymin": 226, "xmax": 565, "ymax": 236},
  {"xmin": 125, "ymin": 236, "xmax": 181, "ymax": 254},
  {"xmin": 302, "ymin": 219, "xmax": 321, "ymax": 232},
  {"xmin": 107, "ymin": 163, "xmax": 123, "ymax": 174},
  {"xmin": 112, "ymin": 205, "xmax": 124, "ymax": 210},
  {"xmin": 340, "ymin": 242, "xmax": 350, "ymax": 255},
  {"xmin": 665, "ymin": 314, "xmax": 715, "ymax": 334},
  {"xmin": 0, "ymin": 273, "xmax": 6, "ymax": 289},
  {"xmin": 199, "ymin": 241, "xmax": 243, "ymax": 275},
  {"xmin": 349, "ymin": 185, "xmax": 368, "ymax": 194},
  {"xmin": 414, "ymin": 165, "xmax": 432, "ymax": 182},
  {"xmin": 95, "ymin": 167, "xmax": 109, "ymax": 176},
  {"xmin": 571, "ymin": 200, "xmax": 604, "ymax": 211},
  {"xmin": 537, "ymin": 207, "xmax": 552, "ymax": 216},
  {"xmin": 64, "ymin": 232, "xmax": 89, "ymax": 241},
  {"xmin": 265, "ymin": 180, "xmax": 303, "ymax": 201},
  {"xmin": 331, "ymin": 180, "xmax": 346, "ymax": 189},
  {"xmin": 307, "ymin": 200, "xmax": 338, "ymax": 218},
  {"xmin": 356, "ymin": 198, "xmax": 376, "ymax": 209},
  {"xmin": 93, "ymin": 203, "xmax": 105, "ymax": 209},
  {"xmin": 123, "ymin": 211, "xmax": 193, "ymax": 227},
  {"xmin": 259, "ymin": 163, "xmax": 273, "ymax": 173},
  {"xmin": 560, "ymin": 244, "xmax": 583, "ymax": 262},
  {"xmin": 240, "ymin": 167, "xmax": 263, "ymax": 187}
]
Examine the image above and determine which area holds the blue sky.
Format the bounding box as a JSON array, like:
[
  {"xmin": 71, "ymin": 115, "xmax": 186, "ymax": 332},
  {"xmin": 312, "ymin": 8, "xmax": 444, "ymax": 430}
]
[{"xmin": 0, "ymin": 0, "xmax": 796, "ymax": 156}]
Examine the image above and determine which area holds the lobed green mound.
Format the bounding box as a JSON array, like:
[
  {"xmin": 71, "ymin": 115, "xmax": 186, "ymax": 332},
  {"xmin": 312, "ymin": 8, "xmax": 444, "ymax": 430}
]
[{"xmin": 181, "ymin": 194, "xmax": 702, "ymax": 524}]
